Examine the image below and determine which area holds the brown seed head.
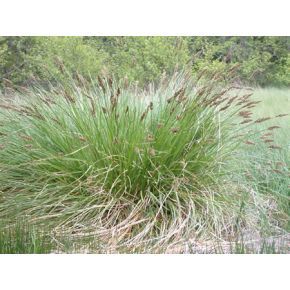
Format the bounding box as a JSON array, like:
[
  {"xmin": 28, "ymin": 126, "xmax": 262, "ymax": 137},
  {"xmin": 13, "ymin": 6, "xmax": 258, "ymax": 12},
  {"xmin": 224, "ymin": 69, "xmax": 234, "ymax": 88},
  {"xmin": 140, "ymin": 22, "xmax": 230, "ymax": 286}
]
[
  {"xmin": 64, "ymin": 90, "xmax": 75, "ymax": 103},
  {"xmin": 167, "ymin": 88, "xmax": 185, "ymax": 103},
  {"xmin": 241, "ymin": 101, "xmax": 261, "ymax": 109},
  {"xmin": 261, "ymin": 132, "xmax": 273, "ymax": 138},
  {"xmin": 140, "ymin": 109, "xmax": 149, "ymax": 122},
  {"xmin": 238, "ymin": 110, "xmax": 252, "ymax": 118},
  {"xmin": 240, "ymin": 119, "xmax": 252, "ymax": 125},
  {"xmin": 254, "ymin": 117, "xmax": 271, "ymax": 123},
  {"xmin": 75, "ymin": 72, "xmax": 86, "ymax": 87},
  {"xmin": 54, "ymin": 57, "xmax": 65, "ymax": 74},
  {"xmin": 97, "ymin": 76, "xmax": 106, "ymax": 93},
  {"xmin": 141, "ymin": 103, "xmax": 153, "ymax": 121},
  {"xmin": 116, "ymin": 87, "xmax": 121, "ymax": 97},
  {"xmin": 146, "ymin": 134, "xmax": 154, "ymax": 142},
  {"xmin": 267, "ymin": 126, "xmax": 281, "ymax": 131},
  {"xmin": 219, "ymin": 105, "xmax": 230, "ymax": 111},
  {"xmin": 276, "ymin": 114, "xmax": 288, "ymax": 118},
  {"xmin": 245, "ymin": 140, "xmax": 255, "ymax": 145},
  {"xmin": 108, "ymin": 77, "xmax": 113, "ymax": 89},
  {"xmin": 171, "ymin": 127, "xmax": 180, "ymax": 134},
  {"xmin": 269, "ymin": 145, "xmax": 282, "ymax": 150}
]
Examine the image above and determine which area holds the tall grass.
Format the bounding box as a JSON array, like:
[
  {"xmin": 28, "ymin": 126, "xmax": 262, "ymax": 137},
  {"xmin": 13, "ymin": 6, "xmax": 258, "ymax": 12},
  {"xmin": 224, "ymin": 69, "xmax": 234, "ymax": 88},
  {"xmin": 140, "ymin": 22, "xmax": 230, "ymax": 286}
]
[
  {"xmin": 0, "ymin": 73, "xmax": 288, "ymax": 250},
  {"xmin": 233, "ymin": 88, "xmax": 290, "ymax": 233},
  {"xmin": 0, "ymin": 220, "xmax": 52, "ymax": 254}
]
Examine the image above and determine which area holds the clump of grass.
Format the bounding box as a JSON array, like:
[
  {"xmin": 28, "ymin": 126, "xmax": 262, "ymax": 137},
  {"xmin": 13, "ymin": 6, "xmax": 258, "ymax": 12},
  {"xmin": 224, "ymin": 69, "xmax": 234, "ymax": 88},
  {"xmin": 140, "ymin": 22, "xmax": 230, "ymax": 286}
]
[{"xmin": 0, "ymin": 72, "xmax": 271, "ymax": 247}]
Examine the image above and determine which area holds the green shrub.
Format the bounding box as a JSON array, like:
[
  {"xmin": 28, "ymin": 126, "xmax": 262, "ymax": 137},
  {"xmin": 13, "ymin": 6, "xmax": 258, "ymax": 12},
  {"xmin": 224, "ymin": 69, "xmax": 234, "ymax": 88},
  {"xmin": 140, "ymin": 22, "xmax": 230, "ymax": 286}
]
[
  {"xmin": 95, "ymin": 36, "xmax": 191, "ymax": 84},
  {"xmin": 1, "ymin": 36, "xmax": 289, "ymax": 88},
  {"xmin": 189, "ymin": 36, "xmax": 290, "ymax": 87},
  {"xmin": 0, "ymin": 36, "xmax": 38, "ymax": 85},
  {"xmin": 28, "ymin": 37, "xmax": 109, "ymax": 84},
  {"xmin": 0, "ymin": 36, "xmax": 109, "ymax": 87}
]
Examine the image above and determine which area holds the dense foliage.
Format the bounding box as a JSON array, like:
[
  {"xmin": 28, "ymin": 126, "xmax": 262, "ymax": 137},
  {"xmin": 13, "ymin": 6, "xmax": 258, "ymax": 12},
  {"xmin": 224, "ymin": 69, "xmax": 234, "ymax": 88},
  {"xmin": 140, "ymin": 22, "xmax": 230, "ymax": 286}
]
[{"xmin": 0, "ymin": 36, "xmax": 289, "ymax": 89}]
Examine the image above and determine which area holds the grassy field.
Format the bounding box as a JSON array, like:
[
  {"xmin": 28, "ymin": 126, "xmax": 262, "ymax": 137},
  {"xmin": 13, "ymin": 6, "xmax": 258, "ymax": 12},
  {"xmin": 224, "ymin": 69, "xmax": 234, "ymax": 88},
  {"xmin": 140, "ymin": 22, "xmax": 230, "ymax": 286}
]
[
  {"xmin": 252, "ymin": 87, "xmax": 290, "ymax": 141},
  {"xmin": 0, "ymin": 77, "xmax": 289, "ymax": 254},
  {"xmin": 253, "ymin": 87, "xmax": 290, "ymax": 119},
  {"xmin": 234, "ymin": 87, "xmax": 290, "ymax": 242}
]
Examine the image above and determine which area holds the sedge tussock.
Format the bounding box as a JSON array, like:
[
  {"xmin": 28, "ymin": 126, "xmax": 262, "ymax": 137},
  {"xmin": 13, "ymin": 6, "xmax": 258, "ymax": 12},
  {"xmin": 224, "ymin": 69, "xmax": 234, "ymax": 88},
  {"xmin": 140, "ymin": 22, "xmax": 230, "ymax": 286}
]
[{"xmin": 0, "ymin": 73, "xmax": 286, "ymax": 251}]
